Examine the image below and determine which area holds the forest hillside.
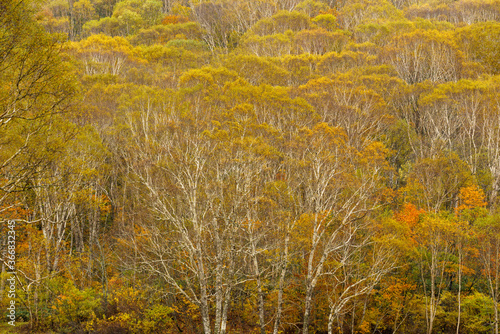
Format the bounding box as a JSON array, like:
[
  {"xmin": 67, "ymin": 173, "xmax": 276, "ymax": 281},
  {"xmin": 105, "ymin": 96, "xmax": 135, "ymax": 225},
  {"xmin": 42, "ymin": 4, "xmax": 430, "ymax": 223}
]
[{"xmin": 2, "ymin": 0, "xmax": 500, "ymax": 333}]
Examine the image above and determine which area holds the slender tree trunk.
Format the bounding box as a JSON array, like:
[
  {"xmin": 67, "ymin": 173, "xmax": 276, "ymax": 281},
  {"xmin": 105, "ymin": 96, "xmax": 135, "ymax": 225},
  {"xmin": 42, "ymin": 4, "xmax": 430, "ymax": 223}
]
[
  {"xmin": 67, "ymin": 0, "xmax": 75, "ymax": 40},
  {"xmin": 351, "ymin": 299, "xmax": 357, "ymax": 334},
  {"xmin": 252, "ymin": 246, "xmax": 266, "ymax": 334},
  {"xmin": 273, "ymin": 234, "xmax": 289, "ymax": 334},
  {"xmin": 303, "ymin": 285, "xmax": 314, "ymax": 334},
  {"xmin": 200, "ymin": 296, "xmax": 212, "ymax": 334},
  {"xmin": 327, "ymin": 307, "xmax": 336, "ymax": 334},
  {"xmin": 482, "ymin": 241, "xmax": 499, "ymax": 334},
  {"xmin": 456, "ymin": 249, "xmax": 462, "ymax": 334},
  {"xmin": 219, "ymin": 241, "xmax": 236, "ymax": 334},
  {"xmin": 215, "ymin": 262, "xmax": 223, "ymax": 333},
  {"xmin": 495, "ymin": 255, "xmax": 499, "ymax": 334},
  {"xmin": 421, "ymin": 255, "xmax": 431, "ymax": 334},
  {"xmin": 216, "ymin": 288, "xmax": 231, "ymax": 334},
  {"xmin": 428, "ymin": 250, "xmax": 437, "ymax": 334},
  {"xmin": 495, "ymin": 240, "xmax": 499, "ymax": 334},
  {"xmin": 493, "ymin": 277, "xmax": 500, "ymax": 334},
  {"xmin": 198, "ymin": 248, "xmax": 211, "ymax": 334},
  {"xmin": 214, "ymin": 232, "xmax": 224, "ymax": 334},
  {"xmin": 303, "ymin": 234, "xmax": 320, "ymax": 334},
  {"xmin": 495, "ymin": 301, "xmax": 499, "ymax": 334},
  {"xmin": 220, "ymin": 286, "xmax": 231, "ymax": 334},
  {"xmin": 303, "ymin": 217, "xmax": 323, "ymax": 334}
]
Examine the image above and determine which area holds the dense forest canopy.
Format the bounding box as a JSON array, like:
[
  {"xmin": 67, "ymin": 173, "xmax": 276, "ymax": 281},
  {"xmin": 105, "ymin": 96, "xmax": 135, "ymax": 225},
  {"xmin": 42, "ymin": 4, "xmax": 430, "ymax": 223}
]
[{"xmin": 2, "ymin": 0, "xmax": 500, "ymax": 333}]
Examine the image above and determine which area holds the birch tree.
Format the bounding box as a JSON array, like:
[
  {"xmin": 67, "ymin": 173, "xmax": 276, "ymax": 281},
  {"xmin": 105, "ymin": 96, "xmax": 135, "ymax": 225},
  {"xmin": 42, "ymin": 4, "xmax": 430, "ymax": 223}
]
[{"xmin": 285, "ymin": 123, "xmax": 391, "ymax": 334}]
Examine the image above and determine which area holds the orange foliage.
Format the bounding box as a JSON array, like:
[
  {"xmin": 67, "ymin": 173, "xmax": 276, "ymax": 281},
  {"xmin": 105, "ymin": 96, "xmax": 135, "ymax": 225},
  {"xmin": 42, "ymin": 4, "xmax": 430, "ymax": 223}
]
[
  {"xmin": 456, "ymin": 185, "xmax": 487, "ymax": 213},
  {"xmin": 394, "ymin": 203, "xmax": 425, "ymax": 229},
  {"xmin": 0, "ymin": 202, "xmax": 28, "ymax": 221}
]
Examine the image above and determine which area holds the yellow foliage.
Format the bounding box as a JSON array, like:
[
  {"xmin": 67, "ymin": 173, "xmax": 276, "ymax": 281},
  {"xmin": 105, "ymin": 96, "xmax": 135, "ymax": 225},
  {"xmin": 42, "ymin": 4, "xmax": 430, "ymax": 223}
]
[{"xmin": 456, "ymin": 185, "xmax": 487, "ymax": 212}]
